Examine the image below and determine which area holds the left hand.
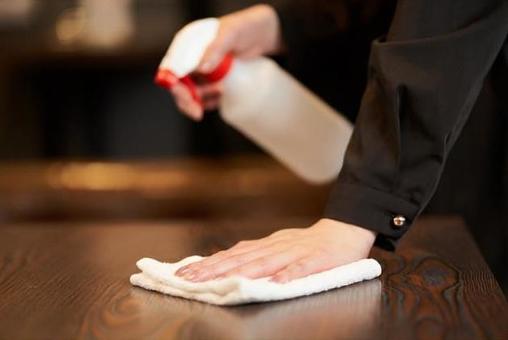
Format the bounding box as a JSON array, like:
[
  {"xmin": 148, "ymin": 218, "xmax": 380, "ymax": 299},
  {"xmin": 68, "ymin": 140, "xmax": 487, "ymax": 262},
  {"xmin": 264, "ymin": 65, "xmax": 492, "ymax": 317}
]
[{"xmin": 175, "ymin": 218, "xmax": 377, "ymax": 283}]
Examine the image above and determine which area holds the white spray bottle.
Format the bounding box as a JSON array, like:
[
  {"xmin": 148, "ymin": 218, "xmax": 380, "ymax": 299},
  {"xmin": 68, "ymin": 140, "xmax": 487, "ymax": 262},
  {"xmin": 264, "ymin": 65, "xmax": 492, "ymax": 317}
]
[{"xmin": 155, "ymin": 18, "xmax": 353, "ymax": 184}]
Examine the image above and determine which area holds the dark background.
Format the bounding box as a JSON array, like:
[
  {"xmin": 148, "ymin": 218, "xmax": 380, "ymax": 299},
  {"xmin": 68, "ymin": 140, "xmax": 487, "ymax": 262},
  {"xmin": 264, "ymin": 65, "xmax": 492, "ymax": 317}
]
[{"xmin": 0, "ymin": 0, "xmax": 282, "ymax": 161}]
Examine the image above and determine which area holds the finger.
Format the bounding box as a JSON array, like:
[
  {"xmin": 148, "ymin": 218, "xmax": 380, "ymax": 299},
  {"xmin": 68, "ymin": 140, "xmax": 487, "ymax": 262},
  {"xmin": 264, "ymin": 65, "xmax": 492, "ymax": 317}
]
[
  {"xmin": 187, "ymin": 245, "xmax": 285, "ymax": 282},
  {"xmin": 198, "ymin": 31, "xmax": 233, "ymax": 73},
  {"xmin": 201, "ymin": 93, "xmax": 221, "ymax": 111},
  {"xmin": 170, "ymin": 82, "xmax": 192, "ymax": 102},
  {"xmin": 195, "ymin": 82, "xmax": 223, "ymax": 98},
  {"xmin": 175, "ymin": 240, "xmax": 253, "ymax": 276},
  {"xmin": 195, "ymin": 237, "xmax": 282, "ymax": 266},
  {"xmin": 203, "ymin": 98, "xmax": 220, "ymax": 111},
  {"xmin": 176, "ymin": 239, "xmax": 278, "ymax": 278},
  {"xmin": 176, "ymin": 230, "xmax": 297, "ymax": 277},
  {"xmin": 174, "ymin": 97, "xmax": 203, "ymax": 121},
  {"xmin": 171, "ymin": 84, "xmax": 203, "ymax": 120},
  {"xmin": 222, "ymin": 247, "xmax": 308, "ymax": 280},
  {"xmin": 270, "ymin": 255, "xmax": 338, "ymax": 284},
  {"xmin": 199, "ymin": 91, "xmax": 221, "ymax": 107}
]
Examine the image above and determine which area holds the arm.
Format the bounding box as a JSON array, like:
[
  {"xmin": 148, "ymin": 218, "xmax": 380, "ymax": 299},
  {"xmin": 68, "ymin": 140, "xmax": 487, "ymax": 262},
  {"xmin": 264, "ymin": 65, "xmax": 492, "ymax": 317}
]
[{"xmin": 325, "ymin": 0, "xmax": 508, "ymax": 249}]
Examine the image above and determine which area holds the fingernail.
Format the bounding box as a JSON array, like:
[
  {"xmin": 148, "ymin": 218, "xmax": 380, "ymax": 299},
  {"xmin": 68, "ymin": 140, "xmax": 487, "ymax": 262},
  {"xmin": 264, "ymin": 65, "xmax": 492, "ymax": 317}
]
[
  {"xmin": 190, "ymin": 107, "xmax": 202, "ymax": 120},
  {"xmin": 193, "ymin": 113, "xmax": 203, "ymax": 122},
  {"xmin": 185, "ymin": 272, "xmax": 197, "ymax": 281},
  {"xmin": 183, "ymin": 269, "xmax": 195, "ymax": 278},
  {"xmin": 190, "ymin": 273, "xmax": 206, "ymax": 282},
  {"xmin": 176, "ymin": 268, "xmax": 189, "ymax": 276},
  {"xmin": 270, "ymin": 276, "xmax": 285, "ymax": 284}
]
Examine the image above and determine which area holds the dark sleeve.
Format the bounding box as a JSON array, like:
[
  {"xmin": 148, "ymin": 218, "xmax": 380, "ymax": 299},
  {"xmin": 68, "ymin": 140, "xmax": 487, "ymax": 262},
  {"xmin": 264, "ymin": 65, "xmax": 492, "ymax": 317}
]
[
  {"xmin": 274, "ymin": 0, "xmax": 351, "ymax": 51},
  {"xmin": 323, "ymin": 0, "xmax": 508, "ymax": 250},
  {"xmin": 273, "ymin": 0, "xmax": 392, "ymax": 51}
]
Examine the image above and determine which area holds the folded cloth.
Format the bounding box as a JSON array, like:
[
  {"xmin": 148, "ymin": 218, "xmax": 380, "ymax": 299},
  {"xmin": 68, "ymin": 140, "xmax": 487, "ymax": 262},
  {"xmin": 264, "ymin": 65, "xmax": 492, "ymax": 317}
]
[{"xmin": 130, "ymin": 256, "xmax": 382, "ymax": 306}]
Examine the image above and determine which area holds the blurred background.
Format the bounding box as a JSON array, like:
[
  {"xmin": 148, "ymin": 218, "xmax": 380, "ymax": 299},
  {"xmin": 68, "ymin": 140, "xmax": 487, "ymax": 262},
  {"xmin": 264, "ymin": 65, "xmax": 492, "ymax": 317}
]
[
  {"xmin": 0, "ymin": 0, "xmax": 330, "ymax": 223},
  {"xmin": 0, "ymin": 0, "xmax": 506, "ymax": 292},
  {"xmin": 0, "ymin": 0, "xmax": 278, "ymax": 160}
]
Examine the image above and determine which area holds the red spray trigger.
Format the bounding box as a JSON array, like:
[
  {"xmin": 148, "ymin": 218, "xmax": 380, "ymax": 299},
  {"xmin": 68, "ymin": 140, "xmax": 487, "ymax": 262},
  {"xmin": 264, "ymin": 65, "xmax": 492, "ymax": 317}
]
[
  {"xmin": 154, "ymin": 70, "xmax": 201, "ymax": 104},
  {"xmin": 202, "ymin": 54, "xmax": 233, "ymax": 83},
  {"xmin": 154, "ymin": 54, "xmax": 233, "ymax": 107}
]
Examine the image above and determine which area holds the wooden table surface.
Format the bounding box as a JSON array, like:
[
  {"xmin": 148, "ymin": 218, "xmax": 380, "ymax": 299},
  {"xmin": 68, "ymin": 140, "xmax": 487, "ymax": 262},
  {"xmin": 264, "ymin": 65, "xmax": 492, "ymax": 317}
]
[{"xmin": 0, "ymin": 216, "xmax": 506, "ymax": 340}]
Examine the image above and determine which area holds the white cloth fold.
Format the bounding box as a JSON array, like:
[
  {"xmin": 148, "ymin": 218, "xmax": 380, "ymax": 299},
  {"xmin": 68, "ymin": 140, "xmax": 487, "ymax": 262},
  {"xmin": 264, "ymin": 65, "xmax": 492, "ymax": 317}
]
[{"xmin": 130, "ymin": 256, "xmax": 382, "ymax": 306}]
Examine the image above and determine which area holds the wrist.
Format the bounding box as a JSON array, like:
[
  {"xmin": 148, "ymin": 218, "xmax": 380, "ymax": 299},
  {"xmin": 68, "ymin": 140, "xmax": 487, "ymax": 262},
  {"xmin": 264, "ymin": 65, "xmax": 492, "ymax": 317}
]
[
  {"xmin": 252, "ymin": 4, "xmax": 283, "ymax": 54},
  {"xmin": 315, "ymin": 218, "xmax": 377, "ymax": 247},
  {"xmin": 228, "ymin": 4, "xmax": 282, "ymax": 56}
]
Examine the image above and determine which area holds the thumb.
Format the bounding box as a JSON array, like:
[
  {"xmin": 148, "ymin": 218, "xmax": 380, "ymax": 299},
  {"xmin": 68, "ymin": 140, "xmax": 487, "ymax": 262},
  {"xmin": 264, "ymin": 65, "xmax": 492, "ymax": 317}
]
[{"xmin": 198, "ymin": 30, "xmax": 234, "ymax": 74}]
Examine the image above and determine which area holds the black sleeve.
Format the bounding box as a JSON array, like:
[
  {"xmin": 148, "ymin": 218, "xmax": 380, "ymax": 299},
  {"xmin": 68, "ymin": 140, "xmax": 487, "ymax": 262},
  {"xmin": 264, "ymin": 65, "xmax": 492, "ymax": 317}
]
[
  {"xmin": 323, "ymin": 0, "xmax": 508, "ymax": 250},
  {"xmin": 273, "ymin": 0, "xmax": 393, "ymax": 52}
]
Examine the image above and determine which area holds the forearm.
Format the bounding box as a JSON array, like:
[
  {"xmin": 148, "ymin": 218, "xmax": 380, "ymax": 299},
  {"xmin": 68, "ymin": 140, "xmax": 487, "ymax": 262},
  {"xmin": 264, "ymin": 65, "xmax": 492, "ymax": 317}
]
[{"xmin": 222, "ymin": 4, "xmax": 284, "ymax": 56}]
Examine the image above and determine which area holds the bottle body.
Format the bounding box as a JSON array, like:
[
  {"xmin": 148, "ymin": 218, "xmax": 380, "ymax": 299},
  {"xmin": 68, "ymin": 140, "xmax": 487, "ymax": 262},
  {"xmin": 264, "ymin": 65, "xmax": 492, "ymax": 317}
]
[{"xmin": 220, "ymin": 58, "xmax": 353, "ymax": 184}]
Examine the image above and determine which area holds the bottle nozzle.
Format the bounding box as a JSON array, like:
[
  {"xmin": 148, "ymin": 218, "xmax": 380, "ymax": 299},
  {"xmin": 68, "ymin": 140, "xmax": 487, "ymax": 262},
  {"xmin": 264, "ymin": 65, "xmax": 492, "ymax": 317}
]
[{"xmin": 154, "ymin": 69, "xmax": 179, "ymax": 90}]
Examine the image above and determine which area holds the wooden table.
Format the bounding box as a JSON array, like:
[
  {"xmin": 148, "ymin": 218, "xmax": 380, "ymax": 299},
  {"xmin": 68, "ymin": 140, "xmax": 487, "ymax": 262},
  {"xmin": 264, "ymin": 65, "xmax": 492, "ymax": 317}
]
[{"xmin": 0, "ymin": 216, "xmax": 506, "ymax": 339}]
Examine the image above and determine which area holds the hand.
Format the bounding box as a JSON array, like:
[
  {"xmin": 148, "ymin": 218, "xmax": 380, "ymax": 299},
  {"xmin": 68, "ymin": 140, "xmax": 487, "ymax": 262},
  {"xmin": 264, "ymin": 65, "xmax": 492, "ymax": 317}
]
[
  {"xmin": 175, "ymin": 219, "xmax": 377, "ymax": 283},
  {"xmin": 170, "ymin": 4, "xmax": 283, "ymax": 121}
]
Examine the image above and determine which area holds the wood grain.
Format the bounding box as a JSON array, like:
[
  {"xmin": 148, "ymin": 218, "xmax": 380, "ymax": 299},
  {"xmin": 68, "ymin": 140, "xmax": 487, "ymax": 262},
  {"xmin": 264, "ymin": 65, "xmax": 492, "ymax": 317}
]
[{"xmin": 0, "ymin": 217, "xmax": 506, "ymax": 340}]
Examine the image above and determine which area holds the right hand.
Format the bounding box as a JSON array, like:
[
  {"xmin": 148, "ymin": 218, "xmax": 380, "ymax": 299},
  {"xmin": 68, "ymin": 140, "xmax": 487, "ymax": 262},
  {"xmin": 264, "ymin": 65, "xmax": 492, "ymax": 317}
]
[{"xmin": 170, "ymin": 4, "xmax": 283, "ymax": 121}]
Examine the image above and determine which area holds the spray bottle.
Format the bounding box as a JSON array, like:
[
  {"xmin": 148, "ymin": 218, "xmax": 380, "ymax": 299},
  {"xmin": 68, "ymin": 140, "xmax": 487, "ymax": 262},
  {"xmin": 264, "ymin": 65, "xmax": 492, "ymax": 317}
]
[{"xmin": 155, "ymin": 18, "xmax": 353, "ymax": 184}]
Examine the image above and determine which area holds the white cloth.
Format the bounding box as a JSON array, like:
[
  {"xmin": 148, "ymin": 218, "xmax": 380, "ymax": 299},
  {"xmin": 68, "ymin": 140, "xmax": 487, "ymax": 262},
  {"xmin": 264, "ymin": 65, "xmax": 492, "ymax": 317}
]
[{"xmin": 130, "ymin": 256, "xmax": 382, "ymax": 306}]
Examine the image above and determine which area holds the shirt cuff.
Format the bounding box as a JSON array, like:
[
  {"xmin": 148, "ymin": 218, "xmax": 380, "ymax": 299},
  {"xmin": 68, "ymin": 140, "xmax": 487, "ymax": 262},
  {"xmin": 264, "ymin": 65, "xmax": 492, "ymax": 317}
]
[{"xmin": 323, "ymin": 181, "xmax": 421, "ymax": 250}]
